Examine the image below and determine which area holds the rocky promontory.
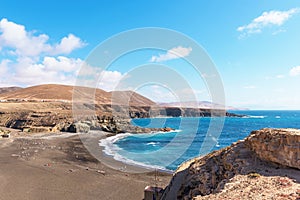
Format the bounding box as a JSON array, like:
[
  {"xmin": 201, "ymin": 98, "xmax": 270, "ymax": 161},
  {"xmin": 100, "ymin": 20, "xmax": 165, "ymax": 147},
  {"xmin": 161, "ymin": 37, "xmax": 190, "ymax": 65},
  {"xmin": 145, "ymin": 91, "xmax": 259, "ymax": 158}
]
[{"xmin": 162, "ymin": 128, "xmax": 300, "ymax": 200}]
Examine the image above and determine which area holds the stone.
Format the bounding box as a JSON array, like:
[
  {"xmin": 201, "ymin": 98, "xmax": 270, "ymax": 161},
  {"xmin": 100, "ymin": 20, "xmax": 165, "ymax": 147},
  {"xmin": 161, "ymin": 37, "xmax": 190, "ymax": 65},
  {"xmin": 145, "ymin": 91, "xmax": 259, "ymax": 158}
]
[
  {"xmin": 97, "ymin": 170, "xmax": 106, "ymax": 175},
  {"xmin": 67, "ymin": 122, "xmax": 90, "ymax": 133}
]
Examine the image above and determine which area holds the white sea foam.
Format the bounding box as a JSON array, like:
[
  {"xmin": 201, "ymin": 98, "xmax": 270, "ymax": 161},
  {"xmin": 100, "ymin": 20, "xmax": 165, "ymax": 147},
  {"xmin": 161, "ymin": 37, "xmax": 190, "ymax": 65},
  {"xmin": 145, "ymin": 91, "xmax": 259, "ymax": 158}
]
[
  {"xmin": 146, "ymin": 142, "xmax": 160, "ymax": 146},
  {"xmin": 98, "ymin": 132, "xmax": 178, "ymax": 172},
  {"xmin": 99, "ymin": 133, "xmax": 133, "ymax": 156},
  {"xmin": 242, "ymin": 115, "xmax": 266, "ymax": 119}
]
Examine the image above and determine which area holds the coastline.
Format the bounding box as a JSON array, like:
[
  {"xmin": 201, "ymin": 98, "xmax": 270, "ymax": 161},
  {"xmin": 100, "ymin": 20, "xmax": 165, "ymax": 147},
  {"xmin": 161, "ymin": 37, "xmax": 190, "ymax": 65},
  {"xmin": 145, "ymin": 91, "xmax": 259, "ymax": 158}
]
[
  {"xmin": 84, "ymin": 130, "xmax": 173, "ymax": 173},
  {"xmin": 98, "ymin": 131, "xmax": 176, "ymax": 173},
  {"xmin": 0, "ymin": 127, "xmax": 172, "ymax": 200}
]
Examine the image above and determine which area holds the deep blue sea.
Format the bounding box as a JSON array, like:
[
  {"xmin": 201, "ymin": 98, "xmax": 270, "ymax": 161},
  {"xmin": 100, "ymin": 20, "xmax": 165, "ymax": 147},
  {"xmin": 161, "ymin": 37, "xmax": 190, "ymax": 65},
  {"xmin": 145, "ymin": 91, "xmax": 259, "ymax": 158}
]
[{"xmin": 99, "ymin": 110, "xmax": 300, "ymax": 171}]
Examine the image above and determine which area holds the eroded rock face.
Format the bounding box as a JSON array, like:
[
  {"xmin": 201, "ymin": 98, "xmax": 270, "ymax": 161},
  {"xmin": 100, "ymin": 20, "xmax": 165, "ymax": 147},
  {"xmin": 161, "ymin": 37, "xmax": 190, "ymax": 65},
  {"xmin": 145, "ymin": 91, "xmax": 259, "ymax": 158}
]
[
  {"xmin": 162, "ymin": 128, "xmax": 300, "ymax": 200},
  {"xmin": 245, "ymin": 128, "xmax": 300, "ymax": 169}
]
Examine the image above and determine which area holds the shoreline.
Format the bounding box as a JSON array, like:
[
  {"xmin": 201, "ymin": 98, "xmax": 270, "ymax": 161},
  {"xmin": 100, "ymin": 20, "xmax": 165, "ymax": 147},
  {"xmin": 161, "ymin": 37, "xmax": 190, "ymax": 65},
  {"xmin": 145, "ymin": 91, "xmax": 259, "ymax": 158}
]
[
  {"xmin": 90, "ymin": 130, "xmax": 174, "ymax": 174},
  {"xmin": 97, "ymin": 129, "xmax": 185, "ymax": 174},
  {"xmin": 0, "ymin": 127, "xmax": 172, "ymax": 200}
]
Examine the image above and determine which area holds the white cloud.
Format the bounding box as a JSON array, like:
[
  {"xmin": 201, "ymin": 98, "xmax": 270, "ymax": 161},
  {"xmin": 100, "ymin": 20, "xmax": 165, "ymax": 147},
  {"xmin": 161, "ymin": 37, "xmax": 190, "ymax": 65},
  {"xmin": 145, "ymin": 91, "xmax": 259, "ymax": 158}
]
[
  {"xmin": 0, "ymin": 18, "xmax": 51, "ymax": 56},
  {"xmin": 43, "ymin": 56, "xmax": 82, "ymax": 72},
  {"xmin": 265, "ymin": 74, "xmax": 286, "ymax": 80},
  {"xmin": 290, "ymin": 66, "xmax": 300, "ymax": 76},
  {"xmin": 0, "ymin": 18, "xmax": 88, "ymax": 87},
  {"xmin": 98, "ymin": 70, "xmax": 124, "ymax": 91},
  {"xmin": 243, "ymin": 85, "xmax": 256, "ymax": 89},
  {"xmin": 0, "ymin": 59, "xmax": 10, "ymax": 75},
  {"xmin": 237, "ymin": 8, "xmax": 299, "ymax": 37},
  {"xmin": 276, "ymin": 74, "xmax": 285, "ymax": 79},
  {"xmin": 150, "ymin": 46, "xmax": 192, "ymax": 62},
  {"xmin": 52, "ymin": 34, "xmax": 86, "ymax": 54},
  {"xmin": 272, "ymin": 29, "xmax": 287, "ymax": 35},
  {"xmin": 0, "ymin": 18, "xmax": 86, "ymax": 57},
  {"xmin": 7, "ymin": 56, "xmax": 82, "ymax": 86}
]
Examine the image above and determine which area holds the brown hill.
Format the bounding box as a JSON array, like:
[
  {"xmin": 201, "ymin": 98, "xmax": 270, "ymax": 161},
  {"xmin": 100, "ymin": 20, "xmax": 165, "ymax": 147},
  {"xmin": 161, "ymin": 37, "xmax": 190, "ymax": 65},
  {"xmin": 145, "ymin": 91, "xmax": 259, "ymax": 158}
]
[
  {"xmin": 0, "ymin": 86, "xmax": 22, "ymax": 94},
  {"xmin": 0, "ymin": 84, "xmax": 156, "ymax": 106},
  {"xmin": 108, "ymin": 90, "xmax": 156, "ymax": 106},
  {"xmin": 0, "ymin": 84, "xmax": 75, "ymax": 101}
]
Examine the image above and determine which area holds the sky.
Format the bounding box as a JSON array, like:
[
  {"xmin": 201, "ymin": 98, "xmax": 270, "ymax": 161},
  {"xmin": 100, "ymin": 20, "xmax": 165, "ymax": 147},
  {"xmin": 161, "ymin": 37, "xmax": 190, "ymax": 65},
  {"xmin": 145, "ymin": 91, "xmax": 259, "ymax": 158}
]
[{"xmin": 0, "ymin": 0, "xmax": 300, "ymax": 109}]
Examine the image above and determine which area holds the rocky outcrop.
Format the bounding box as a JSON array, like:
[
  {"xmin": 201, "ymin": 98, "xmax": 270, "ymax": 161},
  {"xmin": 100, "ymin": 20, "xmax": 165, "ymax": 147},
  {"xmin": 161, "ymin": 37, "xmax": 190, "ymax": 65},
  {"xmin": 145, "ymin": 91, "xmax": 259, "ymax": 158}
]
[
  {"xmin": 162, "ymin": 128, "xmax": 300, "ymax": 200},
  {"xmin": 67, "ymin": 122, "xmax": 91, "ymax": 133},
  {"xmin": 245, "ymin": 128, "xmax": 300, "ymax": 169},
  {"xmin": 129, "ymin": 106, "xmax": 244, "ymax": 118},
  {"xmin": 0, "ymin": 107, "xmax": 175, "ymax": 134}
]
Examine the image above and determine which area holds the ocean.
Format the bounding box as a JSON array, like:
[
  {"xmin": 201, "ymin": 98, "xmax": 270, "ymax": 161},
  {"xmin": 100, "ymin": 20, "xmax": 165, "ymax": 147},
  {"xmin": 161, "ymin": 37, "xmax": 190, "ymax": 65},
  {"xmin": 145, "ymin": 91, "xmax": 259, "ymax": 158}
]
[{"xmin": 99, "ymin": 110, "xmax": 300, "ymax": 171}]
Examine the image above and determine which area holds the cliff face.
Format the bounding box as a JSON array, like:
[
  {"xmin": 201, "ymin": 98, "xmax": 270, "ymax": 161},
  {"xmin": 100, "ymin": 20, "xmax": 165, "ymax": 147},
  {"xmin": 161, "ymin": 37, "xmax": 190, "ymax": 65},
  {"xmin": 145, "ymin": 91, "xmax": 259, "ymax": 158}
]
[
  {"xmin": 0, "ymin": 101, "xmax": 242, "ymax": 133},
  {"xmin": 162, "ymin": 128, "xmax": 300, "ymax": 200},
  {"xmin": 245, "ymin": 128, "xmax": 300, "ymax": 170}
]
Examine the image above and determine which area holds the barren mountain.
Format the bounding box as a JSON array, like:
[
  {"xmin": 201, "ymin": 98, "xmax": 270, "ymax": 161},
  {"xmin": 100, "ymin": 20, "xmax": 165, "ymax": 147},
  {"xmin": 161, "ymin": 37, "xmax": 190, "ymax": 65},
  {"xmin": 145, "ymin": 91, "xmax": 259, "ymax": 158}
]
[
  {"xmin": 159, "ymin": 101, "xmax": 248, "ymax": 110},
  {"xmin": 0, "ymin": 86, "xmax": 22, "ymax": 94},
  {"xmin": 0, "ymin": 84, "xmax": 155, "ymax": 106}
]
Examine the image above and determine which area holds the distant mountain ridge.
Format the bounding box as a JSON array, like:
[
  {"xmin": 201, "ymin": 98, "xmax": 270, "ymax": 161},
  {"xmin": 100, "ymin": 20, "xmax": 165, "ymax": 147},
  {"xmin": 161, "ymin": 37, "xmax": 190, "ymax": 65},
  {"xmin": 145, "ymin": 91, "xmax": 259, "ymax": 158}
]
[
  {"xmin": 158, "ymin": 101, "xmax": 248, "ymax": 110},
  {"xmin": 0, "ymin": 87, "xmax": 22, "ymax": 94}
]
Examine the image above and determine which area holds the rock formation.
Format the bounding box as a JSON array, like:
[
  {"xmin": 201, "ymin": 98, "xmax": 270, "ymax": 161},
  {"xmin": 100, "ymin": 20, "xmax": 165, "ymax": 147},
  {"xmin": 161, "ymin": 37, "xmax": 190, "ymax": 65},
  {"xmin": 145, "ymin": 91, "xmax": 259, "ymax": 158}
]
[
  {"xmin": 162, "ymin": 128, "xmax": 300, "ymax": 200},
  {"xmin": 245, "ymin": 128, "xmax": 300, "ymax": 170}
]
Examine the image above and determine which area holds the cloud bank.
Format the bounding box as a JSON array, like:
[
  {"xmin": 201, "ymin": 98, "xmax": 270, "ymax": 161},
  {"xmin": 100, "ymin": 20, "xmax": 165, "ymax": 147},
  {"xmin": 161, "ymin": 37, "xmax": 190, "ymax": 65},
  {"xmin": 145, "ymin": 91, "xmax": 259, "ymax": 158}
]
[
  {"xmin": 150, "ymin": 46, "xmax": 192, "ymax": 62},
  {"xmin": 290, "ymin": 66, "xmax": 300, "ymax": 76},
  {"xmin": 237, "ymin": 8, "xmax": 299, "ymax": 37},
  {"xmin": 0, "ymin": 18, "xmax": 123, "ymax": 90},
  {"xmin": 0, "ymin": 18, "xmax": 86, "ymax": 56}
]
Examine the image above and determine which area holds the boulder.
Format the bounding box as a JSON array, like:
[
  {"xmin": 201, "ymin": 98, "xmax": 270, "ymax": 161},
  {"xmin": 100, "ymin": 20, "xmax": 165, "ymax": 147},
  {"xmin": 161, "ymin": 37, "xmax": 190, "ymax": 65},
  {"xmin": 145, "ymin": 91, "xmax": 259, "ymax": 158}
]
[{"xmin": 68, "ymin": 122, "xmax": 90, "ymax": 133}]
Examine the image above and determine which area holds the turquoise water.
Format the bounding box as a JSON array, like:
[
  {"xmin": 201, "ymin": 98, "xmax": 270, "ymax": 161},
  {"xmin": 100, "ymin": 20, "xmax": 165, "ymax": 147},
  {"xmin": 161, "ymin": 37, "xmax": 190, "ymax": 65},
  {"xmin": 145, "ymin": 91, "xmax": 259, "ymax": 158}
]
[{"xmin": 100, "ymin": 110, "xmax": 300, "ymax": 171}]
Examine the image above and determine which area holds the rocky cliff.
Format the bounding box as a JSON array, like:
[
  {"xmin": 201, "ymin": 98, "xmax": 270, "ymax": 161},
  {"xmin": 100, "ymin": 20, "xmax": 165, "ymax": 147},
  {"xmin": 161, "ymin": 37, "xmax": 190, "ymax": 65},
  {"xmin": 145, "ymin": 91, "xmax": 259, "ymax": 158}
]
[
  {"xmin": 0, "ymin": 100, "xmax": 242, "ymax": 133},
  {"xmin": 245, "ymin": 128, "xmax": 300, "ymax": 170},
  {"xmin": 162, "ymin": 128, "xmax": 300, "ymax": 200}
]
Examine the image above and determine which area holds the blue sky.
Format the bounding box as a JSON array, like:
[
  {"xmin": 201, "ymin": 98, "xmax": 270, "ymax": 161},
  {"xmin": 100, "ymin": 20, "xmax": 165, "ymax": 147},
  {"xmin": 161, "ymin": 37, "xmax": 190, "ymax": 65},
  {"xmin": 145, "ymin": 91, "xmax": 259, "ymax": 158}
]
[{"xmin": 0, "ymin": 1, "xmax": 300, "ymax": 109}]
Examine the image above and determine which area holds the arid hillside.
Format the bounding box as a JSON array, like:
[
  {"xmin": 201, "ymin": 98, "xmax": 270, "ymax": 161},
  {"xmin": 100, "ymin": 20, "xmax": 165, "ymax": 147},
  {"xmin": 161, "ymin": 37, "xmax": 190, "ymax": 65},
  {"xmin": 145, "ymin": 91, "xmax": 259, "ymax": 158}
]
[{"xmin": 0, "ymin": 84, "xmax": 155, "ymax": 106}]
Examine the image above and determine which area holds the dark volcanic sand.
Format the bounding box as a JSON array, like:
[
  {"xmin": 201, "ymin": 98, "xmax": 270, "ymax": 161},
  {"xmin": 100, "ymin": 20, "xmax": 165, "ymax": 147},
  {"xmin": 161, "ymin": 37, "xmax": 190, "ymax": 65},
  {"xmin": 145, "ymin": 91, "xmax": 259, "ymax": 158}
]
[{"xmin": 0, "ymin": 128, "xmax": 171, "ymax": 200}]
